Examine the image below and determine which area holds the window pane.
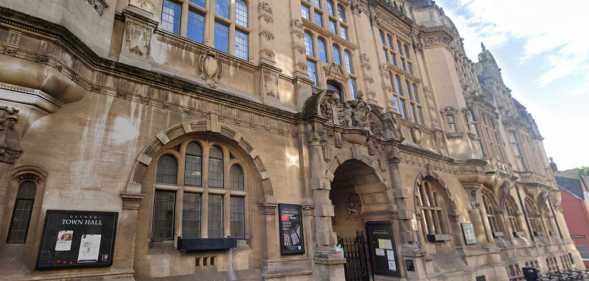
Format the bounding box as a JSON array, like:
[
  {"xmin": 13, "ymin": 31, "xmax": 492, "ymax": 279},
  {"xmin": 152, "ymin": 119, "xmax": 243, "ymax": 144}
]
[
  {"xmin": 394, "ymin": 75, "xmax": 402, "ymax": 95},
  {"xmin": 387, "ymin": 34, "xmax": 393, "ymax": 49},
  {"xmin": 182, "ymin": 192, "xmax": 202, "ymax": 239},
  {"xmin": 157, "ymin": 154, "xmax": 178, "ymax": 184},
  {"xmin": 231, "ymin": 165, "xmax": 245, "ymax": 191},
  {"xmin": 235, "ymin": 30, "xmax": 249, "ymax": 60},
  {"xmin": 344, "ymin": 50, "xmax": 353, "ymax": 73},
  {"xmin": 153, "ymin": 190, "xmax": 176, "ymax": 241},
  {"xmin": 339, "ymin": 25, "xmax": 348, "ymax": 40},
  {"xmin": 307, "ymin": 60, "xmax": 318, "ymax": 85},
  {"xmin": 337, "ymin": 4, "xmax": 346, "ymax": 21},
  {"xmin": 313, "ymin": 0, "xmax": 321, "ymax": 8},
  {"xmin": 314, "ymin": 11, "xmax": 323, "ymax": 27},
  {"xmin": 236, "ymin": 0, "xmax": 248, "ymax": 27},
  {"xmin": 328, "ymin": 19, "xmax": 336, "ymax": 34},
  {"xmin": 216, "ymin": 0, "xmax": 230, "ymax": 18},
  {"xmin": 301, "ymin": 5, "xmax": 310, "ymax": 20},
  {"xmin": 379, "ymin": 30, "xmax": 386, "ymax": 45},
  {"xmin": 185, "ymin": 142, "xmax": 202, "ymax": 186},
  {"xmin": 332, "ymin": 45, "xmax": 341, "ymax": 65},
  {"xmin": 348, "ymin": 78, "xmax": 357, "ymax": 100},
  {"xmin": 304, "ymin": 31, "xmax": 314, "ymax": 57},
  {"xmin": 399, "ymin": 98, "xmax": 407, "ymax": 119},
  {"xmin": 208, "ymin": 146, "xmax": 224, "ymax": 188},
  {"xmin": 208, "ymin": 194, "xmax": 224, "ymax": 238},
  {"xmin": 191, "ymin": 0, "xmax": 206, "ymax": 7},
  {"xmin": 214, "ymin": 21, "xmax": 230, "ymax": 53},
  {"xmin": 187, "ymin": 10, "xmax": 205, "ymax": 43},
  {"xmin": 392, "ymin": 95, "xmax": 401, "ymax": 114},
  {"xmin": 327, "ymin": 0, "xmax": 334, "ymax": 16},
  {"xmin": 162, "ymin": 0, "xmax": 181, "ymax": 34},
  {"xmin": 318, "ymin": 37, "xmax": 327, "ymax": 62},
  {"xmin": 7, "ymin": 180, "xmax": 36, "ymax": 244},
  {"xmin": 231, "ymin": 196, "xmax": 245, "ymax": 238}
]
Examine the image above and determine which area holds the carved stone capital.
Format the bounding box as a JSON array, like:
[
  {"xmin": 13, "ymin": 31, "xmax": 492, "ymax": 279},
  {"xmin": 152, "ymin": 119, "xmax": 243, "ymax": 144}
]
[{"xmin": 120, "ymin": 192, "xmax": 144, "ymax": 210}]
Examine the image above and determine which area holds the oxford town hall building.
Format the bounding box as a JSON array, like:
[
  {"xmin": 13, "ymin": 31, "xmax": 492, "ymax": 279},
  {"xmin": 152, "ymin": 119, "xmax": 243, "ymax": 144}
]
[{"xmin": 0, "ymin": 0, "xmax": 581, "ymax": 280}]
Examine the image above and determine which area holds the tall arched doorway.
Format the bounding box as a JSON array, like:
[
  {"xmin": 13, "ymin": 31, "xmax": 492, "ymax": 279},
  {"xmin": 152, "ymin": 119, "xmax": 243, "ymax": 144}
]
[{"xmin": 330, "ymin": 160, "xmax": 400, "ymax": 281}]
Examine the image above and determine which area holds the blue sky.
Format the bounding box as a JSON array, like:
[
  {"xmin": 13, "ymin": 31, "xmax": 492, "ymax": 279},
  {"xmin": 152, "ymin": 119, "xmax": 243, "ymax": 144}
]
[{"xmin": 436, "ymin": 0, "xmax": 589, "ymax": 170}]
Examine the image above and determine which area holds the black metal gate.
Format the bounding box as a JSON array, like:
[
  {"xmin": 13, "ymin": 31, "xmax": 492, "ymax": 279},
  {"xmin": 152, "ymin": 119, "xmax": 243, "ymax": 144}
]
[{"xmin": 338, "ymin": 233, "xmax": 372, "ymax": 281}]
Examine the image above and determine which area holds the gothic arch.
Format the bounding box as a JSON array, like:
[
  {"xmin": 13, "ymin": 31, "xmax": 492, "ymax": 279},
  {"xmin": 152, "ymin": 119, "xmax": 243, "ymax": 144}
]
[
  {"xmin": 123, "ymin": 117, "xmax": 275, "ymax": 202},
  {"xmin": 324, "ymin": 150, "xmax": 387, "ymax": 186},
  {"xmin": 413, "ymin": 167, "xmax": 458, "ymax": 210}
]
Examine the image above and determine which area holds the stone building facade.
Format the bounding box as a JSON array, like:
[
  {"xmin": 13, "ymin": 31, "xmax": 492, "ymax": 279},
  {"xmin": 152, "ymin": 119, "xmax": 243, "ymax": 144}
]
[{"xmin": 0, "ymin": 0, "xmax": 581, "ymax": 280}]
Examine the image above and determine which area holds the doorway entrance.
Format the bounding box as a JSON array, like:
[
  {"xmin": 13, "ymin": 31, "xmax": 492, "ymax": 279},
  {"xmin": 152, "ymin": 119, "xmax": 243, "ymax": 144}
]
[{"xmin": 330, "ymin": 160, "xmax": 400, "ymax": 281}]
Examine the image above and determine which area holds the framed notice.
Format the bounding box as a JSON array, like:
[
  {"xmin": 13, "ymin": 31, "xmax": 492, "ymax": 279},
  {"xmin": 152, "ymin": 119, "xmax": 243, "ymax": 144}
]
[
  {"xmin": 36, "ymin": 210, "xmax": 118, "ymax": 270},
  {"xmin": 461, "ymin": 223, "xmax": 477, "ymax": 245},
  {"xmin": 279, "ymin": 204, "xmax": 305, "ymax": 255}
]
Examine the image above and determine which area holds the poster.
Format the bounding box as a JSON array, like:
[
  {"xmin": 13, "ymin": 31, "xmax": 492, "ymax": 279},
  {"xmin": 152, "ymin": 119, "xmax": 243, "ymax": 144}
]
[
  {"xmin": 461, "ymin": 223, "xmax": 478, "ymax": 245},
  {"xmin": 37, "ymin": 210, "xmax": 118, "ymax": 270},
  {"xmin": 375, "ymin": 249, "xmax": 385, "ymax": 256},
  {"xmin": 78, "ymin": 234, "xmax": 101, "ymax": 262},
  {"xmin": 378, "ymin": 239, "xmax": 393, "ymax": 249},
  {"xmin": 279, "ymin": 204, "xmax": 305, "ymax": 255},
  {"xmin": 388, "ymin": 261, "xmax": 397, "ymax": 271},
  {"xmin": 55, "ymin": 230, "xmax": 73, "ymax": 251}
]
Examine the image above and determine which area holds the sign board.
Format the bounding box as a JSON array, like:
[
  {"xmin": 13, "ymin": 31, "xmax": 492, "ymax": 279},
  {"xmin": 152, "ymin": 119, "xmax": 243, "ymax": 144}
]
[
  {"xmin": 37, "ymin": 210, "xmax": 118, "ymax": 270},
  {"xmin": 461, "ymin": 223, "xmax": 478, "ymax": 245},
  {"xmin": 279, "ymin": 204, "xmax": 305, "ymax": 255},
  {"xmin": 366, "ymin": 222, "xmax": 400, "ymax": 277}
]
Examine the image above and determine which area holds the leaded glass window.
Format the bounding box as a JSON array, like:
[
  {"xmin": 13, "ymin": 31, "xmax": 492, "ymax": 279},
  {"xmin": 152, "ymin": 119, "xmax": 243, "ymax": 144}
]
[
  {"xmin": 216, "ymin": 0, "xmax": 230, "ymax": 18},
  {"xmin": 208, "ymin": 145, "xmax": 224, "ymax": 188},
  {"xmin": 191, "ymin": 0, "xmax": 206, "ymax": 7},
  {"xmin": 231, "ymin": 196, "xmax": 245, "ymax": 238},
  {"xmin": 236, "ymin": 0, "xmax": 248, "ymax": 27},
  {"xmin": 7, "ymin": 179, "xmax": 37, "ymax": 244},
  {"xmin": 415, "ymin": 180, "xmax": 449, "ymax": 237},
  {"xmin": 318, "ymin": 37, "xmax": 328, "ymax": 63},
  {"xmin": 304, "ymin": 31, "xmax": 314, "ymax": 57},
  {"xmin": 182, "ymin": 192, "xmax": 202, "ymax": 238},
  {"xmin": 161, "ymin": 0, "xmax": 181, "ymax": 34},
  {"xmin": 214, "ymin": 21, "xmax": 230, "ymax": 53},
  {"xmin": 231, "ymin": 165, "xmax": 245, "ymax": 191},
  {"xmin": 208, "ymin": 194, "xmax": 224, "ymax": 238},
  {"xmin": 187, "ymin": 10, "xmax": 205, "ymax": 43},
  {"xmin": 185, "ymin": 142, "xmax": 202, "ymax": 186},
  {"xmin": 344, "ymin": 50, "xmax": 353, "ymax": 73},
  {"xmin": 157, "ymin": 154, "xmax": 178, "ymax": 184},
  {"xmin": 332, "ymin": 45, "xmax": 341, "ymax": 65},
  {"xmin": 307, "ymin": 60, "xmax": 318, "ymax": 85},
  {"xmin": 153, "ymin": 190, "xmax": 176, "ymax": 241},
  {"xmin": 235, "ymin": 30, "xmax": 249, "ymax": 60}
]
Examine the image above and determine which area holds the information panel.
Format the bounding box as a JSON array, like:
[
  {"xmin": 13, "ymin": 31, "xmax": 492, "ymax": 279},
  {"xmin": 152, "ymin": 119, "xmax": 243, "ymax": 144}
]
[
  {"xmin": 37, "ymin": 210, "xmax": 118, "ymax": 270},
  {"xmin": 366, "ymin": 222, "xmax": 400, "ymax": 277},
  {"xmin": 279, "ymin": 204, "xmax": 305, "ymax": 255},
  {"xmin": 461, "ymin": 223, "xmax": 478, "ymax": 245}
]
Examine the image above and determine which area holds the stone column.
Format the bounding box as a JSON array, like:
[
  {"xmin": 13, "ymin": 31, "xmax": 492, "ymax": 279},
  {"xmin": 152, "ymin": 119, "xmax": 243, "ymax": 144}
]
[
  {"xmin": 463, "ymin": 183, "xmax": 492, "ymax": 245},
  {"xmin": 309, "ymin": 131, "xmax": 345, "ymax": 281},
  {"xmin": 115, "ymin": 192, "xmax": 144, "ymax": 275}
]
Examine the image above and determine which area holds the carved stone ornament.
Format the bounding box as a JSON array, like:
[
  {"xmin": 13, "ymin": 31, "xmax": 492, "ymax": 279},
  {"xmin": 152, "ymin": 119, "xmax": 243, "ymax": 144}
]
[
  {"xmin": 302, "ymin": 89, "xmax": 402, "ymax": 141},
  {"xmin": 125, "ymin": 21, "xmax": 152, "ymax": 57},
  {"xmin": 262, "ymin": 70, "xmax": 279, "ymax": 98},
  {"xmin": 130, "ymin": 0, "xmax": 154, "ymax": 13},
  {"xmin": 87, "ymin": 0, "xmax": 108, "ymax": 16},
  {"xmin": 323, "ymin": 63, "xmax": 347, "ymax": 81},
  {"xmin": 199, "ymin": 51, "xmax": 223, "ymax": 88},
  {"xmin": 0, "ymin": 106, "xmax": 23, "ymax": 164},
  {"xmin": 346, "ymin": 192, "xmax": 362, "ymax": 215},
  {"xmin": 258, "ymin": 1, "xmax": 273, "ymax": 24}
]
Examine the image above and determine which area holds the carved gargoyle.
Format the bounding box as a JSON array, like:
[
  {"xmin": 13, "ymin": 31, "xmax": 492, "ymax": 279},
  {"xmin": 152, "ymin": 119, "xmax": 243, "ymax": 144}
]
[{"xmin": 0, "ymin": 106, "xmax": 23, "ymax": 164}]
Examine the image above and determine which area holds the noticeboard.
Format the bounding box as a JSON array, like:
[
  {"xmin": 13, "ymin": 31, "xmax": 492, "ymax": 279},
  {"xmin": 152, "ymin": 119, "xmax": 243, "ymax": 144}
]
[
  {"xmin": 279, "ymin": 204, "xmax": 305, "ymax": 255},
  {"xmin": 36, "ymin": 210, "xmax": 118, "ymax": 270},
  {"xmin": 461, "ymin": 223, "xmax": 478, "ymax": 245},
  {"xmin": 366, "ymin": 222, "xmax": 400, "ymax": 277}
]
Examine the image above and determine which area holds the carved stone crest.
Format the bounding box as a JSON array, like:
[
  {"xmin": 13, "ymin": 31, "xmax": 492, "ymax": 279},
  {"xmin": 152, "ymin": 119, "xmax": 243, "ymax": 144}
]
[
  {"xmin": 125, "ymin": 21, "xmax": 152, "ymax": 57},
  {"xmin": 199, "ymin": 51, "xmax": 223, "ymax": 88},
  {"xmin": 0, "ymin": 106, "xmax": 23, "ymax": 164},
  {"xmin": 130, "ymin": 0, "xmax": 154, "ymax": 13},
  {"xmin": 87, "ymin": 0, "xmax": 108, "ymax": 16},
  {"xmin": 258, "ymin": 1, "xmax": 273, "ymax": 24}
]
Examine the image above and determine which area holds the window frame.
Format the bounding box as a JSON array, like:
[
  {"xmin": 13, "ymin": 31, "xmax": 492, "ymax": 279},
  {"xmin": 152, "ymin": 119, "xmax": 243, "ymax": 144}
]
[
  {"xmin": 415, "ymin": 179, "xmax": 450, "ymax": 241},
  {"xmin": 6, "ymin": 175, "xmax": 39, "ymax": 244},
  {"xmin": 152, "ymin": 139, "xmax": 248, "ymax": 243}
]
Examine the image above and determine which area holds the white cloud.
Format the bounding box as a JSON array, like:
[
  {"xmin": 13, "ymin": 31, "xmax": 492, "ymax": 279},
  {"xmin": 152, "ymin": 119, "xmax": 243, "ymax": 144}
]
[
  {"xmin": 439, "ymin": 0, "xmax": 589, "ymax": 85},
  {"xmin": 438, "ymin": 0, "xmax": 589, "ymax": 170}
]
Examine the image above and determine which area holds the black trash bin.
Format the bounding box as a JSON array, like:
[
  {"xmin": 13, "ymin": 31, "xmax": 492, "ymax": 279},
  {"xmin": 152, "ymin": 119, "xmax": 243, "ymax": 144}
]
[{"xmin": 522, "ymin": 267, "xmax": 539, "ymax": 281}]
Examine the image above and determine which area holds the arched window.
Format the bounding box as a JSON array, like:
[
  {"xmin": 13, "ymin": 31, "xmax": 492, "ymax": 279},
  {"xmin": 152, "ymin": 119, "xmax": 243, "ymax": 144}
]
[
  {"xmin": 343, "ymin": 49, "xmax": 353, "ymax": 73},
  {"xmin": 231, "ymin": 165, "xmax": 245, "ymax": 191},
  {"xmin": 208, "ymin": 145, "xmax": 224, "ymax": 188},
  {"xmin": 184, "ymin": 142, "xmax": 203, "ymax": 186},
  {"xmin": 332, "ymin": 45, "xmax": 341, "ymax": 65},
  {"xmin": 304, "ymin": 31, "xmax": 314, "ymax": 57},
  {"xmin": 525, "ymin": 198, "xmax": 543, "ymax": 237},
  {"xmin": 7, "ymin": 176, "xmax": 37, "ymax": 244},
  {"xmin": 318, "ymin": 37, "xmax": 328, "ymax": 63},
  {"xmin": 161, "ymin": 0, "xmax": 250, "ymax": 60},
  {"xmin": 447, "ymin": 113, "xmax": 457, "ymax": 132},
  {"xmin": 415, "ymin": 179, "xmax": 449, "ymax": 242},
  {"xmin": 327, "ymin": 0, "xmax": 335, "ymax": 16},
  {"xmin": 156, "ymin": 154, "xmax": 178, "ymax": 184},
  {"xmin": 482, "ymin": 192, "xmax": 504, "ymax": 237},
  {"xmin": 337, "ymin": 4, "xmax": 346, "ymax": 21},
  {"xmin": 152, "ymin": 140, "xmax": 248, "ymax": 242},
  {"xmin": 505, "ymin": 197, "xmax": 523, "ymax": 234}
]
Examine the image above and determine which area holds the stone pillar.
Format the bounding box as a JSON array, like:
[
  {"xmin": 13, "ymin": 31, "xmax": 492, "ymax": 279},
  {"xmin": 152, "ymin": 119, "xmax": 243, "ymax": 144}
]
[
  {"xmin": 309, "ymin": 131, "xmax": 345, "ymax": 281},
  {"xmin": 0, "ymin": 106, "xmax": 22, "ymax": 233},
  {"xmin": 463, "ymin": 183, "xmax": 491, "ymax": 245},
  {"xmin": 115, "ymin": 192, "xmax": 144, "ymax": 275}
]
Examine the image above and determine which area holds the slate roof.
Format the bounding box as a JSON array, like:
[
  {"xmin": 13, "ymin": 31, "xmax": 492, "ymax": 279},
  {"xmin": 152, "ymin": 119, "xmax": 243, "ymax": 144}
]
[{"xmin": 557, "ymin": 176, "xmax": 585, "ymax": 199}]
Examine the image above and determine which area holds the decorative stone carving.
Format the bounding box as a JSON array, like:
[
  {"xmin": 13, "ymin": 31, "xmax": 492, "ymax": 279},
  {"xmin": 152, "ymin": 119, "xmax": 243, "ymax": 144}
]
[
  {"xmin": 259, "ymin": 30, "xmax": 275, "ymax": 41},
  {"xmin": 87, "ymin": 0, "xmax": 108, "ymax": 16},
  {"xmin": 323, "ymin": 63, "xmax": 347, "ymax": 82},
  {"xmin": 199, "ymin": 51, "xmax": 223, "ymax": 88},
  {"xmin": 262, "ymin": 70, "xmax": 279, "ymax": 98},
  {"xmin": 346, "ymin": 192, "xmax": 361, "ymax": 215},
  {"xmin": 0, "ymin": 106, "xmax": 23, "ymax": 164},
  {"xmin": 129, "ymin": 0, "xmax": 154, "ymax": 13},
  {"xmin": 410, "ymin": 127, "xmax": 423, "ymax": 144},
  {"xmin": 258, "ymin": 1, "xmax": 273, "ymax": 24},
  {"xmin": 125, "ymin": 21, "xmax": 152, "ymax": 57}
]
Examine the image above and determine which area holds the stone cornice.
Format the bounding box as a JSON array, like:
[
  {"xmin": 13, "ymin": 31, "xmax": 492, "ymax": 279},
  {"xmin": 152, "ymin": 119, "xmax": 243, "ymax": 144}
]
[{"xmin": 0, "ymin": 7, "xmax": 298, "ymax": 124}]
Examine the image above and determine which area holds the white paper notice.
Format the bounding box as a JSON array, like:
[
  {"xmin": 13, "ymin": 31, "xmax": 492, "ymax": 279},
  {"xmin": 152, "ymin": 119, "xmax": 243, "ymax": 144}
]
[
  {"xmin": 78, "ymin": 234, "xmax": 101, "ymax": 262},
  {"xmin": 386, "ymin": 250, "xmax": 395, "ymax": 261},
  {"xmin": 375, "ymin": 248, "xmax": 385, "ymax": 256},
  {"xmin": 388, "ymin": 261, "xmax": 397, "ymax": 271},
  {"xmin": 55, "ymin": 230, "xmax": 73, "ymax": 251}
]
